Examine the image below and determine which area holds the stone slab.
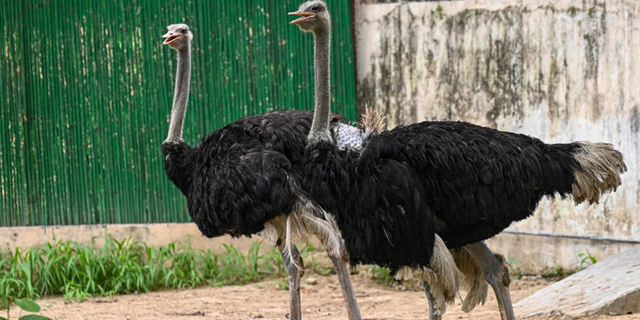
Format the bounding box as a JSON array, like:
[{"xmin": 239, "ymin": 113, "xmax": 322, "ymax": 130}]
[{"xmin": 515, "ymin": 245, "xmax": 640, "ymax": 318}]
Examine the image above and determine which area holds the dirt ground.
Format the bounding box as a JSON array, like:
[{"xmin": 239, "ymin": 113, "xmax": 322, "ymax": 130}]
[{"xmin": 17, "ymin": 273, "xmax": 640, "ymax": 320}]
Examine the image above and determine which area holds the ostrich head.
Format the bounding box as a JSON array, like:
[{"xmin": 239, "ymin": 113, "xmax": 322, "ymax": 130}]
[
  {"xmin": 289, "ymin": 0, "xmax": 331, "ymax": 32},
  {"xmin": 163, "ymin": 23, "xmax": 193, "ymax": 50}
]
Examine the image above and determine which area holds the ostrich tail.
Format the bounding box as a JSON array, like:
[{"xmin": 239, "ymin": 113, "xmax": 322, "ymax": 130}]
[
  {"xmin": 270, "ymin": 192, "xmax": 342, "ymax": 272},
  {"xmin": 392, "ymin": 235, "xmax": 463, "ymax": 316},
  {"xmin": 359, "ymin": 105, "xmax": 387, "ymax": 137},
  {"xmin": 570, "ymin": 142, "xmax": 627, "ymax": 204},
  {"xmin": 452, "ymin": 248, "xmax": 488, "ymax": 313},
  {"xmin": 421, "ymin": 235, "xmax": 464, "ymax": 316}
]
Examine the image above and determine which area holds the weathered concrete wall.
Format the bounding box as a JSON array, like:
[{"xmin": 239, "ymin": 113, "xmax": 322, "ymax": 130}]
[
  {"xmin": 0, "ymin": 224, "xmax": 269, "ymax": 254},
  {"xmin": 355, "ymin": 0, "xmax": 640, "ymax": 264}
]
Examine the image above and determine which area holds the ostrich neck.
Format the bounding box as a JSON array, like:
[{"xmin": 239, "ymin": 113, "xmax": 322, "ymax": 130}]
[
  {"xmin": 165, "ymin": 44, "xmax": 191, "ymax": 144},
  {"xmin": 308, "ymin": 28, "xmax": 332, "ymax": 144}
]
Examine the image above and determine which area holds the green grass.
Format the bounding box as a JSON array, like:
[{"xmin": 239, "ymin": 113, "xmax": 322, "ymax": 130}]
[
  {"xmin": 363, "ymin": 265, "xmax": 421, "ymax": 291},
  {"xmin": 365, "ymin": 265, "xmax": 395, "ymax": 287},
  {"xmin": 0, "ymin": 234, "xmax": 290, "ymax": 310}
]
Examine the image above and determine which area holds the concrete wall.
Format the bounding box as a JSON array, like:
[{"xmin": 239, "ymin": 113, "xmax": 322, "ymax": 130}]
[
  {"xmin": 0, "ymin": 224, "xmax": 269, "ymax": 254},
  {"xmin": 355, "ymin": 0, "xmax": 640, "ymax": 268}
]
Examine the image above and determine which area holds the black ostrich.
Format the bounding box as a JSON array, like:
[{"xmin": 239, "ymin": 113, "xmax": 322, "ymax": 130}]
[
  {"xmin": 160, "ymin": 24, "xmax": 367, "ymax": 320},
  {"xmin": 290, "ymin": 2, "xmax": 627, "ymax": 320}
]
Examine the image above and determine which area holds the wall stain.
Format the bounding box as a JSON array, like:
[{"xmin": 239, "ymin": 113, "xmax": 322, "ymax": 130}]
[{"xmin": 631, "ymin": 106, "xmax": 639, "ymax": 133}]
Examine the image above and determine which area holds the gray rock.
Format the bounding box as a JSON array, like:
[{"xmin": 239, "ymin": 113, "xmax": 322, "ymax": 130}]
[{"xmin": 515, "ymin": 245, "xmax": 640, "ymax": 318}]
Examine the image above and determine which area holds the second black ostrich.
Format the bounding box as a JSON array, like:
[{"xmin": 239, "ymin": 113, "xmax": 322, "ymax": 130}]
[{"xmin": 290, "ymin": 1, "xmax": 627, "ymax": 320}]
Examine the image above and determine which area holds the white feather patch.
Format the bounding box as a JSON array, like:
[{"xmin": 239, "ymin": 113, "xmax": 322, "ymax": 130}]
[
  {"xmin": 259, "ymin": 191, "xmax": 343, "ymax": 268},
  {"xmin": 394, "ymin": 235, "xmax": 463, "ymax": 316},
  {"xmin": 333, "ymin": 123, "xmax": 366, "ymax": 151}
]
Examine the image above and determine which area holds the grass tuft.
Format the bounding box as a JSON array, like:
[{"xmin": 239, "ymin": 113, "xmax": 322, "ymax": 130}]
[{"xmin": 365, "ymin": 265, "xmax": 395, "ymax": 287}]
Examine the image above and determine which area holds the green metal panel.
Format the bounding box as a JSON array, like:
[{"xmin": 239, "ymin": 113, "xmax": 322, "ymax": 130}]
[{"xmin": 0, "ymin": 0, "xmax": 358, "ymax": 227}]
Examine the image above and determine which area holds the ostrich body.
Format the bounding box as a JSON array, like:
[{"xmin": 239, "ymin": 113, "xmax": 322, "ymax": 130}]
[
  {"xmin": 161, "ymin": 24, "xmax": 364, "ymax": 320},
  {"xmin": 291, "ymin": 2, "xmax": 627, "ymax": 319}
]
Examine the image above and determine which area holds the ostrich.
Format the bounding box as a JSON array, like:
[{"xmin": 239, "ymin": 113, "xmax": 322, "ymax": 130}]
[
  {"xmin": 290, "ymin": 2, "xmax": 462, "ymax": 317},
  {"xmin": 160, "ymin": 24, "xmax": 366, "ymax": 320},
  {"xmin": 289, "ymin": 1, "xmax": 627, "ymax": 320}
]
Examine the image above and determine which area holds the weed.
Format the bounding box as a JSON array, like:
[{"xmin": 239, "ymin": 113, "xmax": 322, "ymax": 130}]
[
  {"xmin": 365, "ymin": 265, "xmax": 395, "ymax": 287},
  {"xmin": 273, "ymin": 277, "xmax": 289, "ymax": 291},
  {"xmin": 543, "ymin": 266, "xmax": 574, "ymax": 280},
  {"xmin": 506, "ymin": 257, "xmax": 523, "ymax": 279},
  {"xmin": 318, "ymin": 267, "xmax": 334, "ymax": 276},
  {"xmin": 576, "ymin": 250, "xmax": 597, "ymax": 270}
]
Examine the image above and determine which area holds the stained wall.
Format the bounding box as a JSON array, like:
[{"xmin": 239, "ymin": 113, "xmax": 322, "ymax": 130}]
[{"xmin": 354, "ymin": 0, "xmax": 640, "ymax": 256}]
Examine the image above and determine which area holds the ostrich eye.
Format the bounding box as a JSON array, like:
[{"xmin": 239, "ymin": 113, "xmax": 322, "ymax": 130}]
[
  {"xmin": 178, "ymin": 29, "xmax": 186, "ymax": 34},
  {"xmin": 310, "ymin": 6, "xmax": 320, "ymax": 12}
]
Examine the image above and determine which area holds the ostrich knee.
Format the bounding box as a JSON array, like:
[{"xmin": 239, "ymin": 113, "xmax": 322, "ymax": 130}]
[
  {"xmin": 494, "ymin": 253, "xmax": 511, "ymax": 288},
  {"xmin": 464, "ymin": 242, "xmax": 515, "ymax": 320}
]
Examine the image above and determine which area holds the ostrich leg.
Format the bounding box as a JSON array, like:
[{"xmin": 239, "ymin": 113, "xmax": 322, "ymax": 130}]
[
  {"xmin": 321, "ymin": 237, "xmax": 362, "ymax": 320},
  {"xmin": 464, "ymin": 242, "xmax": 515, "ymax": 320},
  {"xmin": 278, "ymin": 242, "xmax": 304, "ymax": 320},
  {"xmin": 424, "ymin": 282, "xmax": 442, "ymax": 320}
]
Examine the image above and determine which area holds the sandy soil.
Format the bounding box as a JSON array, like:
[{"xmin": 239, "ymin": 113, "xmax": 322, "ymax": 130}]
[{"xmin": 15, "ymin": 273, "xmax": 639, "ymax": 320}]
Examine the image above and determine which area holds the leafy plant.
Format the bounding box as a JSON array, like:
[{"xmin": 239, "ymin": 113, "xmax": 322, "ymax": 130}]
[
  {"xmin": 577, "ymin": 250, "xmax": 597, "ymax": 270},
  {"xmin": 1, "ymin": 298, "xmax": 51, "ymax": 320}
]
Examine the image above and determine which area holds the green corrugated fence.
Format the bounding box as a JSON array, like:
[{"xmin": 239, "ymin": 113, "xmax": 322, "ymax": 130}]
[{"xmin": 0, "ymin": 0, "xmax": 358, "ymax": 227}]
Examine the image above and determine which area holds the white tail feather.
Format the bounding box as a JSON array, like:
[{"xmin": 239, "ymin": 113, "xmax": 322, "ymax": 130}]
[
  {"xmin": 394, "ymin": 235, "xmax": 463, "ymax": 316},
  {"xmin": 259, "ymin": 191, "xmax": 343, "ymax": 271},
  {"xmin": 572, "ymin": 142, "xmax": 627, "ymax": 204},
  {"xmin": 451, "ymin": 249, "xmax": 488, "ymax": 313}
]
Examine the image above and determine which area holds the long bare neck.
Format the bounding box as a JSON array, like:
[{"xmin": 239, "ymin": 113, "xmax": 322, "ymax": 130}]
[
  {"xmin": 308, "ymin": 26, "xmax": 332, "ymax": 144},
  {"xmin": 165, "ymin": 44, "xmax": 191, "ymax": 144}
]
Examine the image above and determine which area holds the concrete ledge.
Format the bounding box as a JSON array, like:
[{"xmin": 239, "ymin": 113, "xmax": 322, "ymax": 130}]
[
  {"xmin": 0, "ymin": 223, "xmax": 270, "ymax": 254},
  {"xmin": 487, "ymin": 232, "xmax": 638, "ymax": 274}
]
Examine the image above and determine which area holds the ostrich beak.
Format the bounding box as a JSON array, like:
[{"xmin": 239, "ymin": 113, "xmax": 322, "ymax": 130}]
[
  {"xmin": 162, "ymin": 32, "xmax": 183, "ymax": 45},
  {"xmin": 289, "ymin": 11, "xmax": 315, "ymax": 25}
]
